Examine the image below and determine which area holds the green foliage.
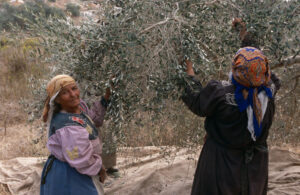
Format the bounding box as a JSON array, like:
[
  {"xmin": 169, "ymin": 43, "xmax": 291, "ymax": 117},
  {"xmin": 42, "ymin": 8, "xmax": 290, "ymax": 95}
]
[
  {"xmin": 0, "ymin": 0, "xmax": 9, "ymax": 4},
  {"xmin": 66, "ymin": 3, "xmax": 80, "ymax": 17},
  {"xmin": 233, "ymin": 0, "xmax": 300, "ymax": 66},
  {"xmin": 22, "ymin": 38, "xmax": 40, "ymax": 53},
  {"xmin": 0, "ymin": 1, "xmax": 65, "ymax": 31},
  {"xmin": 23, "ymin": 0, "xmax": 300, "ymax": 147}
]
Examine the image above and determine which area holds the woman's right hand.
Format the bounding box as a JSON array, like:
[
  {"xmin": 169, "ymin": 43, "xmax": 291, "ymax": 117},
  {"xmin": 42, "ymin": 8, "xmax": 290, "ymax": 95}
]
[
  {"xmin": 99, "ymin": 166, "xmax": 107, "ymax": 183},
  {"xmin": 185, "ymin": 59, "xmax": 195, "ymax": 76}
]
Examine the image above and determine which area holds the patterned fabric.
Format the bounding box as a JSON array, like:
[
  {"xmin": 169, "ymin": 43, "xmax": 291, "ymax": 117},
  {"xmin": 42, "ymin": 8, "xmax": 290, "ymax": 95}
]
[{"xmin": 231, "ymin": 47, "xmax": 272, "ymax": 140}]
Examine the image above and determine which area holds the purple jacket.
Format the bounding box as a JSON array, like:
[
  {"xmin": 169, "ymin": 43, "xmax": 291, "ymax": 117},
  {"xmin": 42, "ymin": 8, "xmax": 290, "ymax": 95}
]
[{"xmin": 47, "ymin": 99, "xmax": 107, "ymax": 176}]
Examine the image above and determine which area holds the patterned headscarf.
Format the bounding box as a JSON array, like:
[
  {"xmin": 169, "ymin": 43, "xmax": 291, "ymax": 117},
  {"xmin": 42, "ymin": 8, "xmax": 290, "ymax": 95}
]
[
  {"xmin": 42, "ymin": 75, "xmax": 76, "ymax": 123},
  {"xmin": 231, "ymin": 47, "xmax": 272, "ymax": 140}
]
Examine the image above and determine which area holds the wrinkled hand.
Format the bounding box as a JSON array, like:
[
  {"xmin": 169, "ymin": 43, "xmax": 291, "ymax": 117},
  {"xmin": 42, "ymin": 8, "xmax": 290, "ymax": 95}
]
[
  {"xmin": 99, "ymin": 166, "xmax": 107, "ymax": 183},
  {"xmin": 185, "ymin": 59, "xmax": 195, "ymax": 76},
  {"xmin": 232, "ymin": 18, "xmax": 244, "ymax": 29},
  {"xmin": 104, "ymin": 87, "xmax": 111, "ymax": 101}
]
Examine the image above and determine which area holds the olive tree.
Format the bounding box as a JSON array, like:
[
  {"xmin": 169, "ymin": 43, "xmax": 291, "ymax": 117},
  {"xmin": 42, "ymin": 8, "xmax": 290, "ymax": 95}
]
[{"xmin": 24, "ymin": 0, "xmax": 299, "ymax": 147}]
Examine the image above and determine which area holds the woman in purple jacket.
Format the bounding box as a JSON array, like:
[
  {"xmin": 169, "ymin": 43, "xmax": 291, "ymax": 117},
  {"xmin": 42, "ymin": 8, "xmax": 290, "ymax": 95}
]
[{"xmin": 40, "ymin": 75, "xmax": 110, "ymax": 195}]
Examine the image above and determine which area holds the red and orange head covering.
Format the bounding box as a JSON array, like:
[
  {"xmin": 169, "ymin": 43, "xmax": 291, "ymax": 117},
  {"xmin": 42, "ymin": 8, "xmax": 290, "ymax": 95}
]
[
  {"xmin": 42, "ymin": 75, "xmax": 76, "ymax": 122},
  {"xmin": 232, "ymin": 47, "xmax": 271, "ymax": 88},
  {"xmin": 231, "ymin": 47, "xmax": 272, "ymax": 140}
]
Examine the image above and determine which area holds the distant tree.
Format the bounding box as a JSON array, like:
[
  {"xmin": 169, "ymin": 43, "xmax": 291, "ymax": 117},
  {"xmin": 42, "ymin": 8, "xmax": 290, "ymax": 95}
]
[
  {"xmin": 66, "ymin": 3, "xmax": 80, "ymax": 17},
  {"xmin": 0, "ymin": 1, "xmax": 65, "ymax": 31}
]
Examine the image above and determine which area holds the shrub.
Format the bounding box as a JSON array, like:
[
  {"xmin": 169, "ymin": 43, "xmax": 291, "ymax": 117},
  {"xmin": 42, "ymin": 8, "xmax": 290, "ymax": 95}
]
[
  {"xmin": 5, "ymin": 48, "xmax": 28, "ymax": 75},
  {"xmin": 0, "ymin": 48, "xmax": 35, "ymax": 100},
  {"xmin": 0, "ymin": 36, "xmax": 10, "ymax": 50},
  {"xmin": 0, "ymin": 0, "xmax": 9, "ymax": 4},
  {"xmin": 0, "ymin": 2, "xmax": 65, "ymax": 31},
  {"xmin": 22, "ymin": 38, "xmax": 40, "ymax": 53},
  {"xmin": 66, "ymin": 3, "xmax": 80, "ymax": 17}
]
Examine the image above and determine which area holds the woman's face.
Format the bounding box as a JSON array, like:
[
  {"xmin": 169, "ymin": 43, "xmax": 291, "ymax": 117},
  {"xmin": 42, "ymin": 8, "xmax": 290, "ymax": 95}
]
[{"xmin": 56, "ymin": 83, "xmax": 80, "ymax": 113}]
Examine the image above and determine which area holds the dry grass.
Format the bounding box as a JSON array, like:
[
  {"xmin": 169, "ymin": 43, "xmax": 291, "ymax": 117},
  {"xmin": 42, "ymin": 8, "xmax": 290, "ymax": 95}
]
[
  {"xmin": 0, "ymin": 183, "xmax": 10, "ymax": 195},
  {"xmin": 0, "ymin": 39, "xmax": 48, "ymax": 194},
  {"xmin": 0, "ymin": 36, "xmax": 49, "ymax": 161},
  {"xmin": 0, "ymin": 36, "xmax": 48, "ymax": 124},
  {"xmin": 0, "ymin": 121, "xmax": 48, "ymax": 160},
  {"xmin": 1, "ymin": 48, "xmax": 39, "ymax": 97}
]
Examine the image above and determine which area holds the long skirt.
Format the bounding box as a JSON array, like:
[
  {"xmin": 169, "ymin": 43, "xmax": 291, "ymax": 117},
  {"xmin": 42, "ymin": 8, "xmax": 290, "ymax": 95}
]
[
  {"xmin": 191, "ymin": 138, "xmax": 268, "ymax": 195},
  {"xmin": 40, "ymin": 157, "xmax": 104, "ymax": 195}
]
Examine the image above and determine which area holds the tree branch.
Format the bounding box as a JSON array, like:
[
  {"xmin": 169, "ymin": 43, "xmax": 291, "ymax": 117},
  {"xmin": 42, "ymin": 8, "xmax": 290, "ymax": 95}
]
[
  {"xmin": 139, "ymin": 2, "xmax": 185, "ymax": 35},
  {"xmin": 186, "ymin": 0, "xmax": 220, "ymax": 8},
  {"xmin": 273, "ymin": 55, "xmax": 300, "ymax": 69},
  {"xmin": 278, "ymin": 74, "xmax": 300, "ymax": 101},
  {"xmin": 195, "ymin": 40, "xmax": 219, "ymax": 63},
  {"xmin": 139, "ymin": 18, "xmax": 172, "ymax": 35},
  {"xmin": 290, "ymin": 75, "xmax": 300, "ymax": 94}
]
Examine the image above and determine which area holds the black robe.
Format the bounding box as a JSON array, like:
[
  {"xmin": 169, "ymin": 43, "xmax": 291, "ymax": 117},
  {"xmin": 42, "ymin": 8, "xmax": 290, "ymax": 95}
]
[{"xmin": 182, "ymin": 74, "xmax": 280, "ymax": 195}]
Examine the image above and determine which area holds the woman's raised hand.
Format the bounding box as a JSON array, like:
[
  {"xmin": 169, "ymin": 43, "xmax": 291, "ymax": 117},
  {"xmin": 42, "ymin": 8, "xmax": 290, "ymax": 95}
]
[
  {"xmin": 104, "ymin": 75, "xmax": 115, "ymax": 101},
  {"xmin": 104, "ymin": 87, "xmax": 111, "ymax": 101},
  {"xmin": 185, "ymin": 59, "xmax": 195, "ymax": 76}
]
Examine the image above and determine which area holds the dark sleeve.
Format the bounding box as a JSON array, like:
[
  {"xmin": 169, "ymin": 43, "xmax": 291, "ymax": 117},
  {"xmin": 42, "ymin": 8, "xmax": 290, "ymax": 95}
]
[
  {"xmin": 182, "ymin": 77, "xmax": 225, "ymax": 117},
  {"xmin": 270, "ymin": 72, "xmax": 281, "ymax": 97}
]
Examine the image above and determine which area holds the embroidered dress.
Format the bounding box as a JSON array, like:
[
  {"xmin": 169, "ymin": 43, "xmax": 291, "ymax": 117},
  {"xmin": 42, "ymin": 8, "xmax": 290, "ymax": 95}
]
[
  {"xmin": 40, "ymin": 99, "xmax": 107, "ymax": 195},
  {"xmin": 182, "ymin": 73, "xmax": 280, "ymax": 195}
]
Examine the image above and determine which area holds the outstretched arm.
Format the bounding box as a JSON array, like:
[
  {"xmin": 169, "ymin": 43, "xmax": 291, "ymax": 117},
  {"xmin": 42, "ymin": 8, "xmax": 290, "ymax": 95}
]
[
  {"xmin": 80, "ymin": 88, "xmax": 111, "ymax": 127},
  {"xmin": 181, "ymin": 60, "xmax": 224, "ymax": 117}
]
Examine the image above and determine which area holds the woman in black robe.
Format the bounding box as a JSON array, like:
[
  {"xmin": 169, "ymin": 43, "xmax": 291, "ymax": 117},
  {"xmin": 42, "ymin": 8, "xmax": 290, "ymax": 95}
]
[{"xmin": 182, "ymin": 47, "xmax": 281, "ymax": 195}]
